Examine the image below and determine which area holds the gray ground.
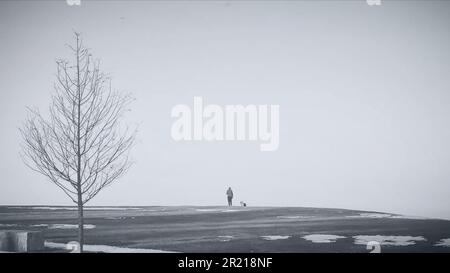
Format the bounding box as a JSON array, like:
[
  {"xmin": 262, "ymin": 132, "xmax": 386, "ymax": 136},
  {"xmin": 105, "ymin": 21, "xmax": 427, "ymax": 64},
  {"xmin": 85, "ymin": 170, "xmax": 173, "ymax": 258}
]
[{"xmin": 1, "ymin": 206, "xmax": 450, "ymax": 253}]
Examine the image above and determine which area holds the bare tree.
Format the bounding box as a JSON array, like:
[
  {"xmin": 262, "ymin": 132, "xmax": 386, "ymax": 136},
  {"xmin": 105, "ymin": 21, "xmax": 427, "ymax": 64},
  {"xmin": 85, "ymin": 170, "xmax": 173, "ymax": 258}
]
[{"xmin": 19, "ymin": 33, "xmax": 136, "ymax": 252}]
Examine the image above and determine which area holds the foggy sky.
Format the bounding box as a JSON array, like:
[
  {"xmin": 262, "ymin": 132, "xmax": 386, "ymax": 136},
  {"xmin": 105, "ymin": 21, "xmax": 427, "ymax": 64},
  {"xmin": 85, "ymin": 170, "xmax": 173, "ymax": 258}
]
[{"xmin": 1, "ymin": 0, "xmax": 450, "ymax": 219}]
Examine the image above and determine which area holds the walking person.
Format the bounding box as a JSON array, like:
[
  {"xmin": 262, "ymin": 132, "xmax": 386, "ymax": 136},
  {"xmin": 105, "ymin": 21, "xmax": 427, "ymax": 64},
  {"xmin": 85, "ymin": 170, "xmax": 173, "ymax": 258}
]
[{"xmin": 226, "ymin": 187, "xmax": 234, "ymax": 206}]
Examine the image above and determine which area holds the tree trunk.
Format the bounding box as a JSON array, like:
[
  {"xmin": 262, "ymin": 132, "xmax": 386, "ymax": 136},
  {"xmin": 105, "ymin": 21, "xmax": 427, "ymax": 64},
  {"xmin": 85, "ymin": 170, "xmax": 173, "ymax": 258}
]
[{"xmin": 77, "ymin": 196, "xmax": 84, "ymax": 253}]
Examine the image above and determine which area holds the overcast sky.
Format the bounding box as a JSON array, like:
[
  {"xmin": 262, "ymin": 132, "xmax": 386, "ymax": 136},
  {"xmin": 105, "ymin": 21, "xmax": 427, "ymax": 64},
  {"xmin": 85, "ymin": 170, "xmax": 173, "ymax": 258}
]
[{"xmin": 1, "ymin": 0, "xmax": 450, "ymax": 219}]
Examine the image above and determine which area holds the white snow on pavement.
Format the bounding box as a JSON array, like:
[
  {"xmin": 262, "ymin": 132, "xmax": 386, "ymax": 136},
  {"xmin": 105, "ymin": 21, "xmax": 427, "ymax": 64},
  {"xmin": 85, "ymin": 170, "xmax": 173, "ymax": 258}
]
[
  {"xmin": 347, "ymin": 213, "xmax": 427, "ymax": 220},
  {"xmin": 277, "ymin": 215, "xmax": 314, "ymax": 219},
  {"xmin": 44, "ymin": 241, "xmax": 175, "ymax": 253},
  {"xmin": 218, "ymin": 236, "xmax": 234, "ymax": 242},
  {"xmin": 48, "ymin": 224, "xmax": 96, "ymax": 229},
  {"xmin": 353, "ymin": 235, "xmax": 426, "ymax": 246},
  {"xmin": 261, "ymin": 235, "xmax": 291, "ymax": 241},
  {"xmin": 303, "ymin": 234, "xmax": 346, "ymax": 243},
  {"xmin": 435, "ymin": 238, "xmax": 450, "ymax": 247}
]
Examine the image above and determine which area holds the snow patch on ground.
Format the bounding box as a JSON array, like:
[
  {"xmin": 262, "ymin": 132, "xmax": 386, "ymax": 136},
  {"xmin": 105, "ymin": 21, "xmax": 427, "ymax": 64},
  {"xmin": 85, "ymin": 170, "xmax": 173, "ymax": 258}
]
[
  {"xmin": 31, "ymin": 224, "xmax": 49, "ymax": 227},
  {"xmin": 104, "ymin": 216, "xmax": 136, "ymax": 220},
  {"xmin": 218, "ymin": 236, "xmax": 234, "ymax": 242},
  {"xmin": 0, "ymin": 224, "xmax": 17, "ymax": 227},
  {"xmin": 389, "ymin": 215, "xmax": 428, "ymax": 220},
  {"xmin": 303, "ymin": 234, "xmax": 346, "ymax": 243},
  {"xmin": 277, "ymin": 215, "xmax": 314, "ymax": 219},
  {"xmin": 347, "ymin": 213, "xmax": 427, "ymax": 220},
  {"xmin": 353, "ymin": 235, "xmax": 426, "ymax": 246},
  {"xmin": 44, "ymin": 241, "xmax": 175, "ymax": 253},
  {"xmin": 261, "ymin": 235, "xmax": 291, "ymax": 241},
  {"xmin": 435, "ymin": 238, "xmax": 450, "ymax": 247},
  {"xmin": 48, "ymin": 224, "xmax": 96, "ymax": 229}
]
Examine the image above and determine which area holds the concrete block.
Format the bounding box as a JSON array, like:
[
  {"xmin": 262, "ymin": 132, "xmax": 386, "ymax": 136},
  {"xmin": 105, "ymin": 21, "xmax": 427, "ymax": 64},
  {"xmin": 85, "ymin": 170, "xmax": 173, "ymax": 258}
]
[{"xmin": 0, "ymin": 230, "xmax": 44, "ymax": 252}]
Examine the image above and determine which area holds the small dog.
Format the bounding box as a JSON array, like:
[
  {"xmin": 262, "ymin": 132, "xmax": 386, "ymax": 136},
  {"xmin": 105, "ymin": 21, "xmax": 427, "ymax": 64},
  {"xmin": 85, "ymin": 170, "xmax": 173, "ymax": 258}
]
[{"xmin": 240, "ymin": 201, "xmax": 247, "ymax": 207}]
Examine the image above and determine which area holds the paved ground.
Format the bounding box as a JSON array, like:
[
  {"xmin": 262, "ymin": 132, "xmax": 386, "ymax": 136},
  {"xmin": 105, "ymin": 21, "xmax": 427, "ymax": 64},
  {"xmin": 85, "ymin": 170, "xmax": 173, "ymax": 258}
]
[{"xmin": 1, "ymin": 206, "xmax": 450, "ymax": 253}]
